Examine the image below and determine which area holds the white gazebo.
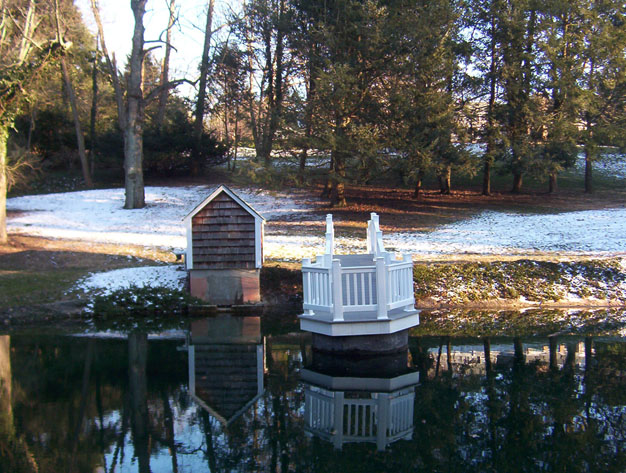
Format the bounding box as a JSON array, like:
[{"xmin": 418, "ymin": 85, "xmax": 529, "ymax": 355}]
[{"xmin": 299, "ymin": 213, "xmax": 419, "ymax": 345}]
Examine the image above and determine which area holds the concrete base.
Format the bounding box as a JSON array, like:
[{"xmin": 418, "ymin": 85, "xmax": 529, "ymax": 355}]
[
  {"xmin": 311, "ymin": 330, "xmax": 409, "ymax": 355},
  {"xmin": 189, "ymin": 269, "xmax": 260, "ymax": 305},
  {"xmin": 299, "ymin": 308, "xmax": 420, "ymax": 337}
]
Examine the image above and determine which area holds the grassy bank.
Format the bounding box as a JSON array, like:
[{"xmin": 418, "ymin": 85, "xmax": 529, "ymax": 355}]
[
  {"xmin": 413, "ymin": 258, "xmax": 626, "ymax": 308},
  {"xmin": 261, "ymin": 258, "xmax": 626, "ymax": 309}
]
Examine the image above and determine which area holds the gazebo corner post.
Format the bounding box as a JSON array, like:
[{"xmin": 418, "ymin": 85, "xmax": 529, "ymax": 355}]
[
  {"xmin": 376, "ymin": 393, "xmax": 390, "ymax": 451},
  {"xmin": 302, "ymin": 258, "xmax": 314, "ymax": 315},
  {"xmin": 376, "ymin": 256, "xmax": 389, "ymax": 320},
  {"xmin": 332, "ymin": 391, "xmax": 345, "ymax": 450},
  {"xmin": 332, "ymin": 258, "xmax": 344, "ymax": 322}
]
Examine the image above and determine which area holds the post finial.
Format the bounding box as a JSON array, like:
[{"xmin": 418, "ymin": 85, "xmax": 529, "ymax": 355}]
[{"xmin": 325, "ymin": 214, "xmax": 335, "ymax": 257}]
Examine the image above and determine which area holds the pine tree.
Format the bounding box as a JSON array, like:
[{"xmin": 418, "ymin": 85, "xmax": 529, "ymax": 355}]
[{"xmin": 579, "ymin": 0, "xmax": 626, "ymax": 193}]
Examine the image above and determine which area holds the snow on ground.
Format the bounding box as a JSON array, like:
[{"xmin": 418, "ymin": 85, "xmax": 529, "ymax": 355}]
[
  {"xmin": 575, "ymin": 152, "xmax": 626, "ymax": 180},
  {"xmin": 7, "ymin": 186, "xmax": 311, "ymax": 250},
  {"xmin": 385, "ymin": 208, "xmax": 626, "ymax": 256},
  {"xmin": 7, "ymin": 184, "xmax": 626, "ymax": 293},
  {"xmin": 74, "ymin": 265, "xmax": 187, "ymax": 295},
  {"xmin": 7, "ymin": 186, "xmax": 626, "ymax": 262}
]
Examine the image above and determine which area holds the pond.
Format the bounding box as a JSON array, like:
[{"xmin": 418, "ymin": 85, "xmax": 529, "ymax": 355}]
[{"xmin": 1, "ymin": 311, "xmax": 626, "ymax": 472}]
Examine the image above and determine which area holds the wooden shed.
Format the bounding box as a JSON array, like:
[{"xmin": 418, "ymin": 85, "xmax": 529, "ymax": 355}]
[{"xmin": 183, "ymin": 185, "xmax": 265, "ymax": 305}]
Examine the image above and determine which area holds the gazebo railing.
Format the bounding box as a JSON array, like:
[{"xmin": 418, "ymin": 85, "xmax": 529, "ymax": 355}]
[
  {"xmin": 304, "ymin": 386, "xmax": 416, "ymax": 450},
  {"xmin": 302, "ymin": 257, "xmax": 414, "ymax": 321}
]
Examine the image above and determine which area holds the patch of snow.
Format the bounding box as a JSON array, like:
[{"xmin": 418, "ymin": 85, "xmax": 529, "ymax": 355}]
[
  {"xmin": 575, "ymin": 151, "xmax": 626, "ymax": 180},
  {"xmin": 74, "ymin": 265, "xmax": 186, "ymax": 296},
  {"xmin": 7, "ymin": 186, "xmax": 311, "ymax": 252},
  {"xmin": 74, "ymin": 330, "xmax": 186, "ymax": 340},
  {"xmin": 7, "ymin": 185, "xmax": 626, "ymax": 262},
  {"xmin": 386, "ymin": 209, "xmax": 626, "ymax": 256}
]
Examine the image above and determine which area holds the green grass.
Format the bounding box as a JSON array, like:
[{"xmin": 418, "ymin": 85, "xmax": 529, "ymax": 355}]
[{"xmin": 0, "ymin": 269, "xmax": 89, "ymax": 309}]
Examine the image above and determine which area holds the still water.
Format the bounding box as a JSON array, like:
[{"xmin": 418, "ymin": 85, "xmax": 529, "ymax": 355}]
[{"xmin": 1, "ymin": 313, "xmax": 626, "ymax": 472}]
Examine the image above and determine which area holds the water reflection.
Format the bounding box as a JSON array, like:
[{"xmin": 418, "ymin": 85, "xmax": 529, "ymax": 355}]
[
  {"xmin": 0, "ymin": 318, "xmax": 626, "ymax": 471},
  {"xmin": 301, "ymin": 351, "xmax": 418, "ymax": 451},
  {"xmin": 186, "ymin": 316, "xmax": 265, "ymax": 426}
]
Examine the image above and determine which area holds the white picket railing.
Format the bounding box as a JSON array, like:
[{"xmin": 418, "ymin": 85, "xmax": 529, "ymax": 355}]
[
  {"xmin": 304, "ymin": 386, "xmax": 416, "ymax": 450},
  {"xmin": 302, "ymin": 255, "xmax": 414, "ymax": 320},
  {"xmin": 302, "ymin": 212, "xmax": 415, "ymax": 321}
]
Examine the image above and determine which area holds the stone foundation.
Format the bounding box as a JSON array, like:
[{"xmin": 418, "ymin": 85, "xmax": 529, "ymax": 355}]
[
  {"xmin": 189, "ymin": 269, "xmax": 260, "ymax": 305},
  {"xmin": 311, "ymin": 330, "xmax": 409, "ymax": 355}
]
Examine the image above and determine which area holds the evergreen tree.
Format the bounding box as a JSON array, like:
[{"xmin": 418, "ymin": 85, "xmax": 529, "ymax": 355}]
[
  {"xmin": 295, "ymin": 0, "xmax": 393, "ymax": 206},
  {"xmin": 499, "ymin": 0, "xmax": 542, "ymax": 193},
  {"xmin": 578, "ymin": 0, "xmax": 626, "ymax": 193},
  {"xmin": 388, "ymin": 0, "xmax": 469, "ymax": 197},
  {"xmin": 536, "ymin": 0, "xmax": 584, "ymax": 192}
]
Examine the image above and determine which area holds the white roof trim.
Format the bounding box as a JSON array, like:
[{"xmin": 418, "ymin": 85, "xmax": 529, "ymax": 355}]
[{"xmin": 183, "ymin": 185, "xmax": 266, "ymax": 223}]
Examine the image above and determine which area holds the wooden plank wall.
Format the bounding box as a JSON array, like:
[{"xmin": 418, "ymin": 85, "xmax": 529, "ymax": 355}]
[{"xmin": 192, "ymin": 193, "xmax": 256, "ymax": 269}]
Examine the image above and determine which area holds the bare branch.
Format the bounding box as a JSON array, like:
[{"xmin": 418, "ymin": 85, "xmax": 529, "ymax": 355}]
[
  {"xmin": 145, "ymin": 77, "xmax": 197, "ymax": 103},
  {"xmin": 90, "ymin": 0, "xmax": 126, "ymax": 129}
]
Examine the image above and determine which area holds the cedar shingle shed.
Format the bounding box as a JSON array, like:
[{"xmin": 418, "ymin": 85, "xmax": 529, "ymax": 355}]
[{"xmin": 184, "ymin": 185, "xmax": 265, "ymax": 304}]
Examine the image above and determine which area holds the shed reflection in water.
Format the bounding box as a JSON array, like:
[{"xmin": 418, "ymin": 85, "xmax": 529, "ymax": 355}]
[
  {"xmin": 186, "ymin": 316, "xmax": 265, "ymax": 426},
  {"xmin": 0, "ymin": 315, "xmax": 626, "ymax": 472}
]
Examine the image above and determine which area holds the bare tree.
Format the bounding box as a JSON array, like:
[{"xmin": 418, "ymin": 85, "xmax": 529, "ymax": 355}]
[
  {"xmin": 155, "ymin": 0, "xmax": 176, "ymax": 132},
  {"xmin": 191, "ymin": 0, "xmax": 215, "ymax": 176},
  {"xmin": 91, "ymin": 0, "xmax": 187, "ymax": 209},
  {"xmin": 54, "ymin": 0, "xmax": 93, "ymax": 188}
]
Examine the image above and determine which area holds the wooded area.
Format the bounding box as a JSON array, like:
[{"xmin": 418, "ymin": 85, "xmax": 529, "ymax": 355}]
[{"xmin": 1, "ymin": 0, "xmax": 625, "ymax": 240}]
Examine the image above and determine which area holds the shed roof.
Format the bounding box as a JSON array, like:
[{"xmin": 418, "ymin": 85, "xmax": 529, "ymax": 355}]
[{"xmin": 183, "ymin": 185, "xmax": 266, "ymax": 223}]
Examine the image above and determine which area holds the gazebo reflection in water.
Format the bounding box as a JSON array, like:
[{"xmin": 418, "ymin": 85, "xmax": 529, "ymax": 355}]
[{"xmin": 301, "ymin": 350, "xmax": 419, "ymax": 451}]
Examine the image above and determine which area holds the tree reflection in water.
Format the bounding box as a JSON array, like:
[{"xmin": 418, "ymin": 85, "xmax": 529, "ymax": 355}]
[{"xmin": 0, "ymin": 323, "xmax": 625, "ymax": 472}]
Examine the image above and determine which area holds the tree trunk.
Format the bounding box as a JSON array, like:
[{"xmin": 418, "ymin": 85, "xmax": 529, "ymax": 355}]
[
  {"xmin": 299, "ymin": 53, "xmax": 316, "ymax": 181},
  {"xmin": 233, "ymin": 104, "xmax": 239, "ymax": 169},
  {"xmin": 192, "ymin": 0, "xmax": 215, "ymax": 175},
  {"xmin": 483, "ymin": 10, "xmax": 497, "ymax": 197},
  {"xmin": 482, "ymin": 158, "xmax": 491, "ymax": 196},
  {"xmin": 129, "ymin": 332, "xmax": 150, "ymax": 473},
  {"xmin": 413, "ymin": 168, "xmax": 424, "ymax": 199},
  {"xmin": 155, "ymin": 0, "xmax": 175, "ymax": 132},
  {"xmin": 263, "ymin": 0, "xmax": 286, "ymax": 166},
  {"xmin": 585, "ymin": 146, "xmax": 593, "ymax": 193},
  {"xmin": 0, "ymin": 125, "xmax": 8, "ymax": 244},
  {"xmin": 90, "ymin": 0, "xmax": 125, "ymax": 131},
  {"xmin": 330, "ymin": 150, "xmax": 347, "ymax": 207},
  {"xmin": 90, "ymin": 45, "xmax": 98, "ymax": 177},
  {"xmin": 26, "ymin": 106, "xmax": 35, "ymax": 151},
  {"xmin": 329, "ymin": 116, "xmax": 347, "ymax": 207},
  {"xmin": 61, "ymin": 57, "xmax": 92, "ymax": 188},
  {"xmin": 513, "ymin": 337, "xmax": 525, "ymax": 365},
  {"xmin": 124, "ymin": 0, "xmax": 147, "ymax": 209},
  {"xmin": 438, "ymin": 167, "xmax": 451, "ymax": 194},
  {"xmin": 321, "ymin": 156, "xmax": 332, "ymax": 199},
  {"xmin": 549, "ymin": 335, "xmax": 558, "ymax": 371},
  {"xmin": 245, "ymin": 21, "xmax": 260, "ymax": 160},
  {"xmin": 548, "ymin": 173, "xmax": 557, "ymax": 193},
  {"xmin": 483, "ymin": 337, "xmax": 492, "ymax": 375},
  {"xmin": 512, "ymin": 171, "xmax": 523, "ymax": 193}
]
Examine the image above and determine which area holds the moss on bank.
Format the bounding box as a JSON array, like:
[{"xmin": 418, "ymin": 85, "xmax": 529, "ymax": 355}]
[{"xmin": 413, "ymin": 259, "xmax": 626, "ymax": 306}]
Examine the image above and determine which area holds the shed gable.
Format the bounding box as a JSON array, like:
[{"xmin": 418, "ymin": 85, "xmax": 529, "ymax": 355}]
[{"xmin": 191, "ymin": 192, "xmax": 256, "ymax": 269}]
